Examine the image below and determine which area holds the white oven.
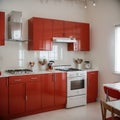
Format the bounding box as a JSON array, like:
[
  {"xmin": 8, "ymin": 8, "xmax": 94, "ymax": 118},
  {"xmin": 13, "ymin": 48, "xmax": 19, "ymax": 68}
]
[{"xmin": 66, "ymin": 71, "xmax": 87, "ymax": 108}]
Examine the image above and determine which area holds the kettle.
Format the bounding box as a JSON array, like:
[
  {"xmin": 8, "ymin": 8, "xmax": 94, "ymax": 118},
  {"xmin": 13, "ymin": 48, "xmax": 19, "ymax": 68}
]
[
  {"xmin": 84, "ymin": 61, "xmax": 91, "ymax": 69},
  {"xmin": 48, "ymin": 61, "xmax": 55, "ymax": 70}
]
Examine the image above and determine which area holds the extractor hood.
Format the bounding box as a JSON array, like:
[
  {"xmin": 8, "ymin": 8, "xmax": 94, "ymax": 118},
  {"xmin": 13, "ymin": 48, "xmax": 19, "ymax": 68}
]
[
  {"xmin": 8, "ymin": 11, "xmax": 26, "ymax": 41},
  {"xmin": 53, "ymin": 37, "xmax": 77, "ymax": 43}
]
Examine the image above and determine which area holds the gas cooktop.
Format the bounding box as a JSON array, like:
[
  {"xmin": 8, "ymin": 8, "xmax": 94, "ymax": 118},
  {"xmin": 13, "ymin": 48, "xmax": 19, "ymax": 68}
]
[
  {"xmin": 55, "ymin": 68, "xmax": 81, "ymax": 72},
  {"xmin": 5, "ymin": 69, "xmax": 33, "ymax": 74}
]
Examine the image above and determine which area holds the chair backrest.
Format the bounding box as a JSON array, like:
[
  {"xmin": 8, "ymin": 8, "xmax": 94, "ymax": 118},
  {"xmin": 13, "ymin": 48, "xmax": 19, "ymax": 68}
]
[
  {"xmin": 104, "ymin": 86, "xmax": 120, "ymax": 101},
  {"xmin": 100, "ymin": 100, "xmax": 115, "ymax": 120}
]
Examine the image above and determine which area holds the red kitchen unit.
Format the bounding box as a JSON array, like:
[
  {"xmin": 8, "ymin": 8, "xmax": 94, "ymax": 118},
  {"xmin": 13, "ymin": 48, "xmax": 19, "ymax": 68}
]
[
  {"xmin": 9, "ymin": 75, "xmax": 42, "ymax": 118},
  {"xmin": 28, "ymin": 17, "xmax": 52, "ymax": 50},
  {"xmin": 54, "ymin": 72, "xmax": 67, "ymax": 106},
  {"xmin": 53, "ymin": 20, "xmax": 64, "ymax": 37},
  {"xmin": 87, "ymin": 71, "xmax": 98, "ymax": 103},
  {"xmin": 68, "ymin": 23, "xmax": 90, "ymax": 51},
  {"xmin": 8, "ymin": 72, "xmax": 66, "ymax": 119},
  {"xmin": 0, "ymin": 12, "xmax": 5, "ymax": 46},
  {"xmin": 0, "ymin": 77, "xmax": 9, "ymax": 120},
  {"xmin": 26, "ymin": 75, "xmax": 42, "ymax": 112},
  {"xmin": 42, "ymin": 72, "xmax": 67, "ymax": 110},
  {"xmin": 9, "ymin": 76, "xmax": 27, "ymax": 116}
]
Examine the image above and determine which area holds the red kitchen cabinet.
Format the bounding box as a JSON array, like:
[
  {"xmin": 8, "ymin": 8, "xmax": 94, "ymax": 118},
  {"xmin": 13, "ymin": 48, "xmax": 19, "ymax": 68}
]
[
  {"xmin": 54, "ymin": 72, "xmax": 67, "ymax": 106},
  {"xmin": 9, "ymin": 76, "xmax": 27, "ymax": 116},
  {"xmin": 28, "ymin": 17, "xmax": 52, "ymax": 50},
  {"xmin": 64, "ymin": 21, "xmax": 75, "ymax": 38},
  {"xmin": 53, "ymin": 20, "xmax": 64, "ymax": 37},
  {"xmin": 26, "ymin": 75, "xmax": 42, "ymax": 112},
  {"xmin": 0, "ymin": 77, "xmax": 8, "ymax": 120},
  {"xmin": 87, "ymin": 71, "xmax": 98, "ymax": 103},
  {"xmin": 43, "ymin": 19, "xmax": 53, "ymax": 50},
  {"xmin": 68, "ymin": 23, "xmax": 90, "ymax": 51},
  {"xmin": 0, "ymin": 12, "xmax": 5, "ymax": 45},
  {"xmin": 42, "ymin": 74, "xmax": 54, "ymax": 108},
  {"xmin": 42, "ymin": 72, "xmax": 67, "ymax": 108}
]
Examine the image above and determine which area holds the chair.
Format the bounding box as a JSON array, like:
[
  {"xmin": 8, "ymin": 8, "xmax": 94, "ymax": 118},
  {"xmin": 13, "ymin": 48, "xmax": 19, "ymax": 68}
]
[
  {"xmin": 104, "ymin": 86, "xmax": 120, "ymax": 101},
  {"xmin": 100, "ymin": 100, "xmax": 120, "ymax": 120}
]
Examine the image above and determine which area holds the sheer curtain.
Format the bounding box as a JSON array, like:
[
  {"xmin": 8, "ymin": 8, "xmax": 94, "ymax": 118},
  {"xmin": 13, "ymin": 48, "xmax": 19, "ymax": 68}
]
[{"xmin": 115, "ymin": 25, "xmax": 120, "ymax": 73}]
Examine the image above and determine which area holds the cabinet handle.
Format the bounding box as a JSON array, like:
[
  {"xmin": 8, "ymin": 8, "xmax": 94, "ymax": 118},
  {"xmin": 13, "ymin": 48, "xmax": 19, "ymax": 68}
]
[
  {"xmin": 26, "ymin": 96, "xmax": 28, "ymax": 101},
  {"xmin": 15, "ymin": 79, "xmax": 21, "ymax": 82},
  {"xmin": 54, "ymin": 74, "xmax": 56, "ymax": 82},
  {"xmin": 31, "ymin": 77, "xmax": 37, "ymax": 80},
  {"xmin": 6, "ymin": 79, "xmax": 8, "ymax": 87}
]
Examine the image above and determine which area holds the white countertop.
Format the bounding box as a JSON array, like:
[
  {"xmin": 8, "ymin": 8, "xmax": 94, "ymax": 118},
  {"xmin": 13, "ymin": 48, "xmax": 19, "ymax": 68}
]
[
  {"xmin": 0, "ymin": 68, "xmax": 98, "ymax": 78},
  {"xmin": 0, "ymin": 70, "xmax": 65, "ymax": 78},
  {"xmin": 104, "ymin": 82, "xmax": 120, "ymax": 92}
]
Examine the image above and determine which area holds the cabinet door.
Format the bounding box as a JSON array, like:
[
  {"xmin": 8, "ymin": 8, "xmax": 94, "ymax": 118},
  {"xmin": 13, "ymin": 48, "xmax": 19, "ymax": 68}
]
[
  {"xmin": 64, "ymin": 21, "xmax": 75, "ymax": 38},
  {"xmin": 9, "ymin": 76, "xmax": 27, "ymax": 115},
  {"xmin": 28, "ymin": 17, "xmax": 44, "ymax": 50},
  {"xmin": 79, "ymin": 23, "xmax": 90, "ymax": 51},
  {"xmin": 42, "ymin": 74, "xmax": 54, "ymax": 108},
  {"xmin": 87, "ymin": 71, "xmax": 98, "ymax": 103},
  {"xmin": 43, "ymin": 19, "xmax": 53, "ymax": 50},
  {"xmin": 26, "ymin": 75, "xmax": 42, "ymax": 112},
  {"xmin": 0, "ymin": 77, "xmax": 8, "ymax": 119},
  {"xmin": 0, "ymin": 12, "xmax": 5, "ymax": 45},
  {"xmin": 53, "ymin": 20, "xmax": 64, "ymax": 37},
  {"xmin": 68, "ymin": 23, "xmax": 90, "ymax": 51},
  {"xmin": 54, "ymin": 73, "xmax": 67, "ymax": 106}
]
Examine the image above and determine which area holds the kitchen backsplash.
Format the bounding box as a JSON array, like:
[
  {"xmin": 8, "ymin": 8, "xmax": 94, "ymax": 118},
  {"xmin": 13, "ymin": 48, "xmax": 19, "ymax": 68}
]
[{"xmin": 0, "ymin": 41, "xmax": 85, "ymax": 71}]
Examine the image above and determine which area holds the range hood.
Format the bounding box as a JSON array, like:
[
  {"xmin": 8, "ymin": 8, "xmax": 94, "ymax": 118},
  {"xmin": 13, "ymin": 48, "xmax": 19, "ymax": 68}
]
[
  {"xmin": 8, "ymin": 11, "xmax": 26, "ymax": 41},
  {"xmin": 53, "ymin": 37, "xmax": 77, "ymax": 43}
]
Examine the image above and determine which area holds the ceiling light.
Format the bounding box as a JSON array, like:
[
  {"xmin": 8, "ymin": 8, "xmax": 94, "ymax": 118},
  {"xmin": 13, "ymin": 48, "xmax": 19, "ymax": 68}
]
[{"xmin": 39, "ymin": 0, "xmax": 96, "ymax": 8}]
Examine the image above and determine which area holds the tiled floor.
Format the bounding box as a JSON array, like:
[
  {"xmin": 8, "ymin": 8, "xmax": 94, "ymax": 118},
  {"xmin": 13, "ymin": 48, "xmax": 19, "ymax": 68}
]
[{"xmin": 13, "ymin": 102, "xmax": 102, "ymax": 120}]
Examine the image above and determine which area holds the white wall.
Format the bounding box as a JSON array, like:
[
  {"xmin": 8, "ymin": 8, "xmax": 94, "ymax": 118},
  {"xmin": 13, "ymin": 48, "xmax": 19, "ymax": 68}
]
[
  {"xmin": 85, "ymin": 0, "xmax": 120, "ymax": 99},
  {"xmin": 1, "ymin": 0, "xmax": 120, "ymax": 100},
  {"xmin": 0, "ymin": 0, "xmax": 86, "ymax": 71}
]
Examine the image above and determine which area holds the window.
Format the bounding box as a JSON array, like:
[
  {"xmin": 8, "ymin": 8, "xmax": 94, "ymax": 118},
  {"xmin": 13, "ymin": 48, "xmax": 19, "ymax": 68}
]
[{"xmin": 115, "ymin": 25, "xmax": 120, "ymax": 73}]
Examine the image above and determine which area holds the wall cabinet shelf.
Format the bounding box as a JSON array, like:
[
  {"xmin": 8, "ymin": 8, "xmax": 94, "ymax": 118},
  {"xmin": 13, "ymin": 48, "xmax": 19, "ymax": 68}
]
[
  {"xmin": 0, "ymin": 12, "xmax": 5, "ymax": 46},
  {"xmin": 28, "ymin": 17, "xmax": 90, "ymax": 51}
]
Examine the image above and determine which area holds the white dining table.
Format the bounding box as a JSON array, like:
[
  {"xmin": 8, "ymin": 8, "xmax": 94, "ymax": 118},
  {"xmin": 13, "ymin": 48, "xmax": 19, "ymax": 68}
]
[
  {"xmin": 107, "ymin": 100, "xmax": 120, "ymax": 113},
  {"xmin": 103, "ymin": 82, "xmax": 120, "ymax": 92}
]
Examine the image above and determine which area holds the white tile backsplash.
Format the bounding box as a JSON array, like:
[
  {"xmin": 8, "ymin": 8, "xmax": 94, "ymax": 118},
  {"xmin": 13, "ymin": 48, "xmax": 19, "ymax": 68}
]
[{"xmin": 0, "ymin": 41, "xmax": 85, "ymax": 71}]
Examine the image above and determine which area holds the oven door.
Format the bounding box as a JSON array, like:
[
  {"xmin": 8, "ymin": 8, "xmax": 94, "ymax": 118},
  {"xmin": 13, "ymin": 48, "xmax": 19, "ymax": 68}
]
[{"xmin": 67, "ymin": 76, "xmax": 86, "ymax": 97}]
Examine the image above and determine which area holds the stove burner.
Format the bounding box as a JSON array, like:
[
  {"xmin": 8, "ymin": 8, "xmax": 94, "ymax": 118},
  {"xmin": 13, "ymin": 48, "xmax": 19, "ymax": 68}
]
[
  {"xmin": 6, "ymin": 69, "xmax": 33, "ymax": 74},
  {"xmin": 55, "ymin": 68, "xmax": 81, "ymax": 71}
]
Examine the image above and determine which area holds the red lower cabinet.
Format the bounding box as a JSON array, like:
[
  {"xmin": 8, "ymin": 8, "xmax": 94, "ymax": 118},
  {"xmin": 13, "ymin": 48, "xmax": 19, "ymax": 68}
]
[
  {"xmin": 8, "ymin": 73, "xmax": 67, "ymax": 119},
  {"xmin": 26, "ymin": 75, "xmax": 42, "ymax": 112},
  {"xmin": 55, "ymin": 73, "xmax": 67, "ymax": 106},
  {"xmin": 0, "ymin": 77, "xmax": 8, "ymax": 120},
  {"xmin": 87, "ymin": 71, "xmax": 98, "ymax": 103},
  {"xmin": 9, "ymin": 76, "xmax": 27, "ymax": 116},
  {"xmin": 42, "ymin": 73, "xmax": 67, "ymax": 109},
  {"xmin": 42, "ymin": 74, "xmax": 55, "ymax": 108}
]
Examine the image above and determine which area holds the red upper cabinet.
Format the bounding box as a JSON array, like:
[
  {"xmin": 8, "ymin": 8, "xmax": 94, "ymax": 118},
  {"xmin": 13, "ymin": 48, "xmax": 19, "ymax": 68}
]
[
  {"xmin": 79, "ymin": 23, "xmax": 90, "ymax": 51},
  {"xmin": 0, "ymin": 77, "xmax": 8, "ymax": 119},
  {"xmin": 28, "ymin": 17, "xmax": 52, "ymax": 51},
  {"xmin": 43, "ymin": 19, "xmax": 53, "ymax": 50},
  {"xmin": 53, "ymin": 20, "xmax": 64, "ymax": 37},
  {"xmin": 68, "ymin": 23, "xmax": 90, "ymax": 51},
  {"xmin": 87, "ymin": 71, "xmax": 98, "ymax": 103},
  {"xmin": 64, "ymin": 21, "xmax": 75, "ymax": 38},
  {"xmin": 0, "ymin": 12, "xmax": 5, "ymax": 46},
  {"xmin": 54, "ymin": 72, "xmax": 67, "ymax": 106}
]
